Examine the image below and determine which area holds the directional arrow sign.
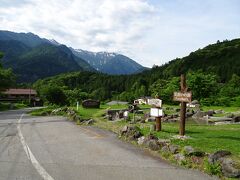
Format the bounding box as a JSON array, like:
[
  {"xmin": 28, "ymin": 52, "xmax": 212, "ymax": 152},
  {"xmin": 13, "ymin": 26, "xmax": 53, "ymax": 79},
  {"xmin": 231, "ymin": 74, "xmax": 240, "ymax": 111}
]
[{"xmin": 173, "ymin": 92, "xmax": 192, "ymax": 103}]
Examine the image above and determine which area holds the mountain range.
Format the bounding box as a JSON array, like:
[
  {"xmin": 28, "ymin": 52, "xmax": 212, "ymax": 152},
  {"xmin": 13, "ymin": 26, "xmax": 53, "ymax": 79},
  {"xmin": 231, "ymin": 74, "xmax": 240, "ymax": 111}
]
[
  {"xmin": 0, "ymin": 30, "xmax": 145, "ymax": 82},
  {"xmin": 71, "ymin": 49, "xmax": 145, "ymax": 75}
]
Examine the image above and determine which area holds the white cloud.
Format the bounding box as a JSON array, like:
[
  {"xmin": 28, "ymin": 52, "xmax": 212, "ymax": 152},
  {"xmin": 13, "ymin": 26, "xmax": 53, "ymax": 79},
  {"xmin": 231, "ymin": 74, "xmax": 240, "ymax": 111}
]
[
  {"xmin": 0, "ymin": 0, "xmax": 239, "ymax": 67},
  {"xmin": 0, "ymin": 0, "xmax": 157, "ymax": 64}
]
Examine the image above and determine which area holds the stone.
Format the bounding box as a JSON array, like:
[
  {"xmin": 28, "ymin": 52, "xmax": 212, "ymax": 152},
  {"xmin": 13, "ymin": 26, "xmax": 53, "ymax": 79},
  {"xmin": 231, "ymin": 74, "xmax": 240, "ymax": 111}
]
[
  {"xmin": 145, "ymin": 117, "xmax": 155, "ymax": 122},
  {"xmin": 183, "ymin": 146, "xmax": 204, "ymax": 156},
  {"xmin": 227, "ymin": 114, "xmax": 234, "ymax": 118},
  {"xmin": 172, "ymin": 114, "xmax": 179, "ymax": 118},
  {"xmin": 208, "ymin": 150, "xmax": 231, "ymax": 164},
  {"xmin": 233, "ymin": 116, "xmax": 240, "ymax": 122},
  {"xmin": 191, "ymin": 100, "xmax": 199, "ymax": 105},
  {"xmin": 157, "ymin": 139, "xmax": 171, "ymax": 147},
  {"xmin": 214, "ymin": 110, "xmax": 224, "ymax": 114},
  {"xmin": 161, "ymin": 145, "xmax": 170, "ymax": 153},
  {"xmin": 169, "ymin": 145, "xmax": 180, "ymax": 154},
  {"xmin": 183, "ymin": 146, "xmax": 194, "ymax": 155},
  {"xmin": 186, "ymin": 112, "xmax": 193, "ymax": 118},
  {"xmin": 192, "ymin": 111, "xmax": 207, "ymax": 118},
  {"xmin": 147, "ymin": 139, "xmax": 161, "ymax": 151},
  {"xmin": 82, "ymin": 99, "xmax": 100, "ymax": 108},
  {"xmin": 174, "ymin": 153, "xmax": 186, "ymax": 162},
  {"xmin": 121, "ymin": 125, "xmax": 128, "ymax": 134},
  {"xmin": 207, "ymin": 110, "xmax": 215, "ymax": 116},
  {"xmin": 137, "ymin": 136, "xmax": 145, "ymax": 145},
  {"xmin": 220, "ymin": 158, "xmax": 240, "ymax": 178},
  {"xmin": 85, "ymin": 119, "xmax": 95, "ymax": 125},
  {"xmin": 121, "ymin": 126, "xmax": 142, "ymax": 140}
]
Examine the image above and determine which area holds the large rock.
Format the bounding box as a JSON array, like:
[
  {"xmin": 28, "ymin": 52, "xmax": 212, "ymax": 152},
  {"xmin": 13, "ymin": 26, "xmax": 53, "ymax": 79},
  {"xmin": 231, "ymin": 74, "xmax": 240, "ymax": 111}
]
[
  {"xmin": 208, "ymin": 150, "xmax": 231, "ymax": 164},
  {"xmin": 207, "ymin": 110, "xmax": 215, "ymax": 116},
  {"xmin": 233, "ymin": 116, "xmax": 240, "ymax": 122},
  {"xmin": 137, "ymin": 136, "xmax": 145, "ymax": 145},
  {"xmin": 120, "ymin": 126, "xmax": 142, "ymax": 140},
  {"xmin": 183, "ymin": 146, "xmax": 205, "ymax": 157},
  {"xmin": 82, "ymin": 99, "xmax": 100, "ymax": 108},
  {"xmin": 214, "ymin": 110, "xmax": 224, "ymax": 114},
  {"xmin": 220, "ymin": 158, "xmax": 240, "ymax": 178},
  {"xmin": 161, "ymin": 145, "xmax": 170, "ymax": 153},
  {"xmin": 174, "ymin": 153, "xmax": 186, "ymax": 162},
  {"xmin": 147, "ymin": 139, "xmax": 161, "ymax": 151},
  {"xmin": 192, "ymin": 111, "xmax": 207, "ymax": 119},
  {"xmin": 157, "ymin": 139, "xmax": 171, "ymax": 147},
  {"xmin": 169, "ymin": 145, "xmax": 180, "ymax": 154}
]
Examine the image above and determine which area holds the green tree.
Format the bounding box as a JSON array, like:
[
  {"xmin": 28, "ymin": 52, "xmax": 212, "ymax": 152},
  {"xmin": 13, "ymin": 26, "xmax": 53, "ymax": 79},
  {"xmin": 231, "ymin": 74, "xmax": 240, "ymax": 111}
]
[
  {"xmin": 0, "ymin": 52, "xmax": 15, "ymax": 91},
  {"xmin": 40, "ymin": 85, "xmax": 67, "ymax": 105},
  {"xmin": 187, "ymin": 72, "xmax": 219, "ymax": 101}
]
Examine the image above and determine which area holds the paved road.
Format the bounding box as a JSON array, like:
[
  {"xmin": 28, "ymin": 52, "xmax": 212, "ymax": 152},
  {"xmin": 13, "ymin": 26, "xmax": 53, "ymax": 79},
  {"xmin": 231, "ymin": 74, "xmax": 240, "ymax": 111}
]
[{"xmin": 0, "ymin": 108, "xmax": 217, "ymax": 180}]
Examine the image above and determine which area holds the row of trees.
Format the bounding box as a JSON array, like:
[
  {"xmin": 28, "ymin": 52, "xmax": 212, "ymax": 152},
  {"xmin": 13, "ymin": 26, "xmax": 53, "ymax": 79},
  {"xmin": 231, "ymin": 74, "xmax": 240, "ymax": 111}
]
[{"xmin": 33, "ymin": 70, "xmax": 240, "ymax": 107}]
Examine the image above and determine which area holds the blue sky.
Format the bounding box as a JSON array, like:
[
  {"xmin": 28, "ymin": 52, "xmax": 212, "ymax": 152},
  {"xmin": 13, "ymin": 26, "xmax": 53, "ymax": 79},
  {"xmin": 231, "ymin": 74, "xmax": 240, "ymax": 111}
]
[{"xmin": 0, "ymin": 0, "xmax": 239, "ymax": 67}]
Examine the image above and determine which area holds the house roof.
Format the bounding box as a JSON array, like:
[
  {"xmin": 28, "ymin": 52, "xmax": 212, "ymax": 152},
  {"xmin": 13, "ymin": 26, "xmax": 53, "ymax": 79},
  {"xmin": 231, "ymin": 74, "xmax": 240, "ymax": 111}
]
[{"xmin": 3, "ymin": 89, "xmax": 37, "ymax": 95}]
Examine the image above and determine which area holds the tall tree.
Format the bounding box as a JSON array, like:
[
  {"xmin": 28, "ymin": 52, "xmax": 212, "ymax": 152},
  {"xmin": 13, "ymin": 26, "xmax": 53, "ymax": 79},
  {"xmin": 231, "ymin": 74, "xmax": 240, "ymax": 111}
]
[{"xmin": 0, "ymin": 52, "xmax": 15, "ymax": 91}]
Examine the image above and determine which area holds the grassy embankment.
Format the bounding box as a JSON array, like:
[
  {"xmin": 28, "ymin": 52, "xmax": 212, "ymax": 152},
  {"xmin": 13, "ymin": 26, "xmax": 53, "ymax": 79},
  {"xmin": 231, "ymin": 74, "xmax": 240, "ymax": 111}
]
[
  {"xmin": 0, "ymin": 102, "xmax": 28, "ymax": 111},
  {"xmin": 29, "ymin": 104, "xmax": 240, "ymax": 178},
  {"xmin": 29, "ymin": 104, "xmax": 240, "ymax": 171},
  {"xmin": 75, "ymin": 104, "xmax": 240, "ymax": 159}
]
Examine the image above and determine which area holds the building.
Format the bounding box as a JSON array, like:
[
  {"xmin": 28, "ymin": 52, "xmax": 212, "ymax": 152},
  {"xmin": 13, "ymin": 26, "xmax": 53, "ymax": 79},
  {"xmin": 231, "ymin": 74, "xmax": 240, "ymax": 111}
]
[
  {"xmin": 2, "ymin": 88, "xmax": 37, "ymax": 100},
  {"xmin": 134, "ymin": 96, "xmax": 154, "ymax": 105},
  {"xmin": 1, "ymin": 88, "xmax": 42, "ymax": 106}
]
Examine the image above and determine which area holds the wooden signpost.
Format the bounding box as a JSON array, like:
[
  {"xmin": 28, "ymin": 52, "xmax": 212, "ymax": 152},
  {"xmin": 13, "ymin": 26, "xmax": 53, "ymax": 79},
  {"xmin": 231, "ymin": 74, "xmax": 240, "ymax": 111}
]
[
  {"xmin": 149, "ymin": 97, "xmax": 162, "ymax": 131},
  {"xmin": 173, "ymin": 74, "xmax": 192, "ymax": 136}
]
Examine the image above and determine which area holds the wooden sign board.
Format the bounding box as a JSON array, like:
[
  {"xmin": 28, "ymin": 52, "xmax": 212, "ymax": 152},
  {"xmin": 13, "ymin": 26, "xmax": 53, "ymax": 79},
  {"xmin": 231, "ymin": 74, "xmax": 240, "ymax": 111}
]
[
  {"xmin": 173, "ymin": 92, "xmax": 192, "ymax": 103},
  {"xmin": 150, "ymin": 108, "xmax": 163, "ymax": 117},
  {"xmin": 148, "ymin": 99, "xmax": 162, "ymax": 108},
  {"xmin": 82, "ymin": 99, "xmax": 100, "ymax": 108}
]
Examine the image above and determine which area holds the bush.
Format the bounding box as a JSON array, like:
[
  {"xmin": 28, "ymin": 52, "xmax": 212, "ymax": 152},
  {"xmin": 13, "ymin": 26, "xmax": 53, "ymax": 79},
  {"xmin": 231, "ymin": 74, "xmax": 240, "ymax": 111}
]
[{"xmin": 204, "ymin": 158, "xmax": 222, "ymax": 176}]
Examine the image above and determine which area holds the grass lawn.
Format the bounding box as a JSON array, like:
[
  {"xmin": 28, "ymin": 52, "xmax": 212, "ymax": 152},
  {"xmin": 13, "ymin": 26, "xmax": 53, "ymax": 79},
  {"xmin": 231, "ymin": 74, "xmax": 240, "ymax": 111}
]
[
  {"xmin": 141, "ymin": 123, "xmax": 240, "ymax": 157},
  {"xmin": 75, "ymin": 104, "xmax": 240, "ymax": 160}
]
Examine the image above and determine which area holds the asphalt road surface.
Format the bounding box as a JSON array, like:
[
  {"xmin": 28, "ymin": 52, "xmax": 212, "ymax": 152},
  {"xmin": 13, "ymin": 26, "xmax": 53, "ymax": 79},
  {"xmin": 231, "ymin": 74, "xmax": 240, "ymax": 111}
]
[{"xmin": 0, "ymin": 108, "xmax": 217, "ymax": 180}]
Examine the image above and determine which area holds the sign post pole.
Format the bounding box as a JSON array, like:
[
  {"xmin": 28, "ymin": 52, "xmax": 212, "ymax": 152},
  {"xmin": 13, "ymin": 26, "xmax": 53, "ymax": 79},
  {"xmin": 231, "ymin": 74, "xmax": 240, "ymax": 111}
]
[
  {"xmin": 156, "ymin": 116, "xmax": 161, "ymax": 131},
  {"xmin": 180, "ymin": 74, "xmax": 187, "ymax": 136},
  {"xmin": 77, "ymin": 101, "xmax": 79, "ymax": 111},
  {"xmin": 173, "ymin": 74, "xmax": 192, "ymax": 136},
  {"xmin": 149, "ymin": 96, "xmax": 162, "ymax": 132}
]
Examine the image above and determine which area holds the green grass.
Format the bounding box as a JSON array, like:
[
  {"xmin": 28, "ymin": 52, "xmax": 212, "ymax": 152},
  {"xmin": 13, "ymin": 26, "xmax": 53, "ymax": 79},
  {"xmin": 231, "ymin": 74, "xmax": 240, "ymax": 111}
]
[
  {"xmin": 0, "ymin": 102, "xmax": 28, "ymax": 111},
  {"xmin": 202, "ymin": 106, "xmax": 240, "ymax": 113},
  {"xmin": 74, "ymin": 104, "xmax": 129, "ymax": 119},
  {"xmin": 74, "ymin": 104, "xmax": 240, "ymax": 159},
  {"xmin": 140, "ymin": 123, "xmax": 240, "ymax": 157},
  {"xmin": 29, "ymin": 106, "xmax": 57, "ymax": 116}
]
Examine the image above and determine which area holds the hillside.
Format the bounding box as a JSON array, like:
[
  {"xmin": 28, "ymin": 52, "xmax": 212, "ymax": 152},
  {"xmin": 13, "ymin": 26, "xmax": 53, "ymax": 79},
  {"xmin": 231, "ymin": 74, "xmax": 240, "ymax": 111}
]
[
  {"xmin": 0, "ymin": 31, "xmax": 95, "ymax": 82},
  {"xmin": 158, "ymin": 39, "xmax": 240, "ymax": 82},
  {"xmin": 72, "ymin": 49, "xmax": 146, "ymax": 75},
  {"xmin": 34, "ymin": 38, "xmax": 240, "ymax": 106}
]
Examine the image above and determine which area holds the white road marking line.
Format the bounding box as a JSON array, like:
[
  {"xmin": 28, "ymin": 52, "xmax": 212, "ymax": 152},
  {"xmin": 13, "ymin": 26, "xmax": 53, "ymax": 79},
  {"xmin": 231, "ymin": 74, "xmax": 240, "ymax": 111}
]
[{"xmin": 17, "ymin": 114, "xmax": 54, "ymax": 180}]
